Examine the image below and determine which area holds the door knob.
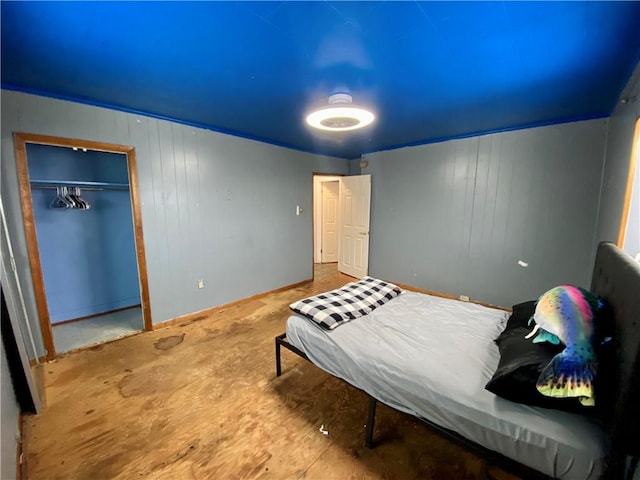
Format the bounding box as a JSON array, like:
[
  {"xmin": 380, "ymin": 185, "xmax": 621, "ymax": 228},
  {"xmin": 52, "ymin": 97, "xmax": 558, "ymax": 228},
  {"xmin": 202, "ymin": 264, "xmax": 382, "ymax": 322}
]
[{"xmin": 360, "ymin": 231, "xmax": 368, "ymax": 235}]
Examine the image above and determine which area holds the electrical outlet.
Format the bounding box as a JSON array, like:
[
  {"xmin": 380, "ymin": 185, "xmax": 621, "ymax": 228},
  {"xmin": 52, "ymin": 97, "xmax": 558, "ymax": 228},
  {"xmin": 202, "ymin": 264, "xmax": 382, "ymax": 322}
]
[
  {"xmin": 198, "ymin": 280, "xmax": 204, "ymax": 289},
  {"xmin": 459, "ymin": 295, "xmax": 470, "ymax": 302}
]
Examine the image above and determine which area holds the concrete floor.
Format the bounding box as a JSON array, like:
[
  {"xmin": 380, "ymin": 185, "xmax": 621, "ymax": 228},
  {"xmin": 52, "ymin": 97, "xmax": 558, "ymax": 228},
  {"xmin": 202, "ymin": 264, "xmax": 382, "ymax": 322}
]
[
  {"xmin": 23, "ymin": 264, "xmax": 517, "ymax": 480},
  {"xmin": 52, "ymin": 306, "xmax": 143, "ymax": 354}
]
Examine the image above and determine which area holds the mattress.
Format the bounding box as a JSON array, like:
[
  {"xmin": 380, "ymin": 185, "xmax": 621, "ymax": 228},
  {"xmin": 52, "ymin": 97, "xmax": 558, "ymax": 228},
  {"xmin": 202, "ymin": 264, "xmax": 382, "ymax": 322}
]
[{"xmin": 286, "ymin": 291, "xmax": 606, "ymax": 480}]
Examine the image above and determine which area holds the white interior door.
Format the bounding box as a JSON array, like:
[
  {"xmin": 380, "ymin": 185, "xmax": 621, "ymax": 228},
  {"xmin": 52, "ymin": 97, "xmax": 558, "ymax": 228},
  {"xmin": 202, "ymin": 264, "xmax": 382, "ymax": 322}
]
[
  {"xmin": 338, "ymin": 175, "xmax": 371, "ymax": 278},
  {"xmin": 321, "ymin": 181, "xmax": 339, "ymax": 263}
]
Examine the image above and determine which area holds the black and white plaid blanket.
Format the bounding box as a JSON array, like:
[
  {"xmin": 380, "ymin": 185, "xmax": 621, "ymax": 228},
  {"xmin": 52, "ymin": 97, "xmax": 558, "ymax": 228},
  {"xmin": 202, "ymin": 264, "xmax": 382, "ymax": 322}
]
[{"xmin": 289, "ymin": 276, "xmax": 402, "ymax": 330}]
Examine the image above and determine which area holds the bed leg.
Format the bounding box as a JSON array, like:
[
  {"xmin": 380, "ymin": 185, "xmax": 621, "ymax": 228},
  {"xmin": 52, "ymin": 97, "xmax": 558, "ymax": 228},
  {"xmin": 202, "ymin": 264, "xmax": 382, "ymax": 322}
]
[
  {"xmin": 275, "ymin": 337, "xmax": 282, "ymax": 377},
  {"xmin": 365, "ymin": 396, "xmax": 377, "ymax": 449}
]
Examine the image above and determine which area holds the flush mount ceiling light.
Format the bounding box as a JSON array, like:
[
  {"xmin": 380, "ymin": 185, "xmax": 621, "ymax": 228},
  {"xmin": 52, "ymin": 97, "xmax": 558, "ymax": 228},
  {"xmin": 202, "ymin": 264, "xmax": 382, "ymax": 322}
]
[{"xmin": 305, "ymin": 93, "xmax": 375, "ymax": 132}]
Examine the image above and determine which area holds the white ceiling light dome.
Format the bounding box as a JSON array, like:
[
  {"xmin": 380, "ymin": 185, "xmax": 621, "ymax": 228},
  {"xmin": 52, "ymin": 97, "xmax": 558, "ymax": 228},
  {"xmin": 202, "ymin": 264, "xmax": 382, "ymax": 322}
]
[{"xmin": 306, "ymin": 93, "xmax": 375, "ymax": 132}]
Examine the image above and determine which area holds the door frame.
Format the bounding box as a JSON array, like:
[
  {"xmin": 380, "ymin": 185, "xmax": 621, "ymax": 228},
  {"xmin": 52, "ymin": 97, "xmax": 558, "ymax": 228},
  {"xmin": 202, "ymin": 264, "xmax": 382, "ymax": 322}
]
[
  {"xmin": 311, "ymin": 173, "xmax": 344, "ymax": 279},
  {"xmin": 13, "ymin": 132, "xmax": 153, "ymax": 361}
]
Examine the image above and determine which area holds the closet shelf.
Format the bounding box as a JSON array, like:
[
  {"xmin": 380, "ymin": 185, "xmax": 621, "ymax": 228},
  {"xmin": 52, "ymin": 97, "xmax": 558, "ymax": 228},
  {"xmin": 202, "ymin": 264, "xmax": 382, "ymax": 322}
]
[{"xmin": 30, "ymin": 180, "xmax": 130, "ymax": 191}]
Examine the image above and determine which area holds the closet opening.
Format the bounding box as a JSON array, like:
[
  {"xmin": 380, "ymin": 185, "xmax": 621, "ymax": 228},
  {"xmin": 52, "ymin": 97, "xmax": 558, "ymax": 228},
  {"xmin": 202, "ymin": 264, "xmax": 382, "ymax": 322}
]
[{"xmin": 14, "ymin": 133, "xmax": 152, "ymax": 361}]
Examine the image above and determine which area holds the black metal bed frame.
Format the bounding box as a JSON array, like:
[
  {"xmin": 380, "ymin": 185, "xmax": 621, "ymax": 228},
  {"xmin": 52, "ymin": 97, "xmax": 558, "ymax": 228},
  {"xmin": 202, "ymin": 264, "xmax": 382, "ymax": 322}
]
[
  {"xmin": 275, "ymin": 243, "xmax": 640, "ymax": 480},
  {"xmin": 275, "ymin": 332, "xmax": 549, "ymax": 479}
]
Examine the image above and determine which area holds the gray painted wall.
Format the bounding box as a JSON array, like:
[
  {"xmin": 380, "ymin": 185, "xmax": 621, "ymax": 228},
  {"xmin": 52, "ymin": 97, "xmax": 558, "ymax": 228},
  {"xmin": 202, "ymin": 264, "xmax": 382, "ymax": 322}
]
[
  {"xmin": 596, "ymin": 62, "xmax": 640, "ymax": 258},
  {"xmin": 1, "ymin": 90, "xmax": 350, "ymax": 357},
  {"xmin": 1, "ymin": 336, "xmax": 19, "ymax": 480},
  {"xmin": 362, "ymin": 119, "xmax": 607, "ymax": 307}
]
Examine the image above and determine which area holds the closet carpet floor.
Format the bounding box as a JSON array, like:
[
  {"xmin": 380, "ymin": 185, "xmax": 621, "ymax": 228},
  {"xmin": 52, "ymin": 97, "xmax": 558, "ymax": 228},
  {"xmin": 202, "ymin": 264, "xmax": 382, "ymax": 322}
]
[
  {"xmin": 52, "ymin": 306, "xmax": 143, "ymax": 354},
  {"xmin": 23, "ymin": 264, "xmax": 518, "ymax": 480}
]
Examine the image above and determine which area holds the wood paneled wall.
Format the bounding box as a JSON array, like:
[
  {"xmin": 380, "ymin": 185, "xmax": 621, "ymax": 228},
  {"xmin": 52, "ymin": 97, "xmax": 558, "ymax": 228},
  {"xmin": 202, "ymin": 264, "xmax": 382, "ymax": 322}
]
[
  {"xmin": 363, "ymin": 120, "xmax": 608, "ymax": 307},
  {"xmin": 1, "ymin": 90, "xmax": 350, "ymax": 356}
]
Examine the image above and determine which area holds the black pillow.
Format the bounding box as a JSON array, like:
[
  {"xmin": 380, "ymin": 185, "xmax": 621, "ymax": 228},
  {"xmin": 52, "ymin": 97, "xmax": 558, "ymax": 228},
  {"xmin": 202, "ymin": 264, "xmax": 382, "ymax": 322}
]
[
  {"xmin": 497, "ymin": 300, "xmax": 537, "ymax": 334},
  {"xmin": 486, "ymin": 301, "xmax": 588, "ymax": 414}
]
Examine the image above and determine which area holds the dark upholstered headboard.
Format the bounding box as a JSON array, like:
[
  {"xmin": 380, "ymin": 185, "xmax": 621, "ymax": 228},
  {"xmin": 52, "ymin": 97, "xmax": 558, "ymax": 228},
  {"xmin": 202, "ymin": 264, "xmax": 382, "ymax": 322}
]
[{"xmin": 590, "ymin": 242, "xmax": 640, "ymax": 478}]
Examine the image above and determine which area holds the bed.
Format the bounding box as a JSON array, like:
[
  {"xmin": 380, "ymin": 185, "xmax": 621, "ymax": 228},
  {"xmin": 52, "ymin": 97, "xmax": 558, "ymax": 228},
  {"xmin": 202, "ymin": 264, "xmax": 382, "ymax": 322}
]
[{"xmin": 274, "ymin": 242, "xmax": 640, "ymax": 479}]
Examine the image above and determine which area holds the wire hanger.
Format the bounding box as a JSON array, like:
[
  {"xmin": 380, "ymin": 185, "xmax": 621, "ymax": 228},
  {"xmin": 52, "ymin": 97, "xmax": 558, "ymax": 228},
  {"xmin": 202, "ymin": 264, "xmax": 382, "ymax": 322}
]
[{"xmin": 49, "ymin": 186, "xmax": 91, "ymax": 210}]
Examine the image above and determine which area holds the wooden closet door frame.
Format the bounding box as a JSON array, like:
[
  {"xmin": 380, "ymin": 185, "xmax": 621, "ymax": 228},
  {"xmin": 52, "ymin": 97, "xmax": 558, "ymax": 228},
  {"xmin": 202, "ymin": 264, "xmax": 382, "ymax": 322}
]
[{"xmin": 13, "ymin": 132, "xmax": 153, "ymax": 361}]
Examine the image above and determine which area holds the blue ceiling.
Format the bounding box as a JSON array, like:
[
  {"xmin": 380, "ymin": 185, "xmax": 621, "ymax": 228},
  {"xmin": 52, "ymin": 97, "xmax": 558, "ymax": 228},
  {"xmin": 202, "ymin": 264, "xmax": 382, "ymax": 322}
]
[{"xmin": 2, "ymin": 1, "xmax": 640, "ymax": 159}]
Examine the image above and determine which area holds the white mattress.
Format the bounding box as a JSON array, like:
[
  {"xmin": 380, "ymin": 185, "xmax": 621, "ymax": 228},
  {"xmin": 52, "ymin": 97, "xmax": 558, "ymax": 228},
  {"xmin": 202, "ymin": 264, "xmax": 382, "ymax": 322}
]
[{"xmin": 286, "ymin": 291, "xmax": 606, "ymax": 479}]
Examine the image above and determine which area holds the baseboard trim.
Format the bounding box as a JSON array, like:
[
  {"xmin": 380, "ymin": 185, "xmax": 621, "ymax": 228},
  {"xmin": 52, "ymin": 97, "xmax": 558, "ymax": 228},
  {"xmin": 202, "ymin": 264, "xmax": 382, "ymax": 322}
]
[
  {"xmin": 395, "ymin": 282, "xmax": 510, "ymax": 312},
  {"xmin": 154, "ymin": 279, "xmax": 313, "ymax": 330},
  {"xmin": 28, "ymin": 355, "xmax": 47, "ymax": 367}
]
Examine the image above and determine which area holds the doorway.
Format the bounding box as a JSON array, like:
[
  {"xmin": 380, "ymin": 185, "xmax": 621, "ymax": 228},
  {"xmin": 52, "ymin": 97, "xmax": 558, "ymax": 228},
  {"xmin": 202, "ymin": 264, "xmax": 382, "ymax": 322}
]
[
  {"xmin": 312, "ymin": 173, "xmax": 372, "ymax": 279},
  {"xmin": 13, "ymin": 133, "xmax": 152, "ymax": 360},
  {"xmin": 313, "ymin": 174, "xmax": 342, "ymax": 265},
  {"xmin": 618, "ymin": 116, "xmax": 640, "ymax": 260}
]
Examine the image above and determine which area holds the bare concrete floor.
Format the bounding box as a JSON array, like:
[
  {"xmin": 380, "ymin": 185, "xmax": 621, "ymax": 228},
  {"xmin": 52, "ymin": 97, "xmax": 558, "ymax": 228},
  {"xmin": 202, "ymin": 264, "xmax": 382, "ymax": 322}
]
[
  {"xmin": 23, "ymin": 264, "xmax": 518, "ymax": 480},
  {"xmin": 53, "ymin": 306, "xmax": 143, "ymax": 354}
]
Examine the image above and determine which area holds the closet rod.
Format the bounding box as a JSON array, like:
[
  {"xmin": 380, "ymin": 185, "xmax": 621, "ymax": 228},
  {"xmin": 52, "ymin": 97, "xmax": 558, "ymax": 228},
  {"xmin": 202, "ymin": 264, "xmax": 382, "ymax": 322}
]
[{"xmin": 30, "ymin": 180, "xmax": 129, "ymax": 191}]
